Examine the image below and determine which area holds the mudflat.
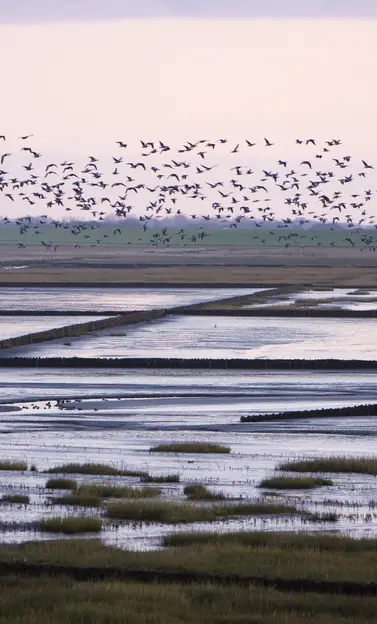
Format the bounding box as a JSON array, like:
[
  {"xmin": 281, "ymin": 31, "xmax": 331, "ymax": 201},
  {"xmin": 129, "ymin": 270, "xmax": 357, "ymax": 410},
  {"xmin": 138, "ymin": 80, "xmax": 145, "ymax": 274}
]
[{"xmin": 1, "ymin": 244, "xmax": 377, "ymax": 286}]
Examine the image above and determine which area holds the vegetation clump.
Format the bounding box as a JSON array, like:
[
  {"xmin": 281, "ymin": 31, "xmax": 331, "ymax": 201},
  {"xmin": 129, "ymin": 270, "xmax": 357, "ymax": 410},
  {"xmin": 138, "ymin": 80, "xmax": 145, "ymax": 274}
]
[
  {"xmin": 45, "ymin": 478, "xmax": 77, "ymax": 490},
  {"xmin": 39, "ymin": 517, "xmax": 102, "ymax": 534},
  {"xmin": 141, "ymin": 474, "xmax": 180, "ymax": 483},
  {"xmin": 50, "ymin": 494, "xmax": 102, "ymax": 508},
  {"xmin": 77, "ymin": 484, "xmax": 161, "ymax": 499},
  {"xmin": 106, "ymin": 500, "xmax": 304, "ymax": 524},
  {"xmin": 45, "ymin": 463, "xmax": 144, "ymax": 477},
  {"xmin": 259, "ymin": 476, "xmax": 333, "ymax": 489},
  {"xmin": 150, "ymin": 442, "xmax": 230, "ymax": 454},
  {"xmin": 0, "ymin": 460, "xmax": 27, "ymax": 471},
  {"xmin": 1, "ymin": 494, "xmax": 30, "ymax": 504},
  {"xmin": 162, "ymin": 530, "xmax": 377, "ymax": 551},
  {"xmin": 279, "ymin": 456, "xmax": 377, "ymax": 475},
  {"xmin": 183, "ymin": 484, "xmax": 226, "ymax": 500}
]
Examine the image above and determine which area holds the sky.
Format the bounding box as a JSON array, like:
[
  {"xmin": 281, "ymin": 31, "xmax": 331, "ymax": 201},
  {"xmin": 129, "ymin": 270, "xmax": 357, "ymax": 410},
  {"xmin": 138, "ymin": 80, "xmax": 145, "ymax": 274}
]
[
  {"xmin": 0, "ymin": 2, "xmax": 376, "ymax": 221},
  {"xmin": 1, "ymin": 1, "xmax": 377, "ymax": 21}
]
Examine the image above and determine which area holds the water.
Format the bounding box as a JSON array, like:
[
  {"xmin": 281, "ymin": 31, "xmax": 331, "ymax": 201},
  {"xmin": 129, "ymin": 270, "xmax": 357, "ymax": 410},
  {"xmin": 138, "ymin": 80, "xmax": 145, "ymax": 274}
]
[
  {"xmin": 0, "ymin": 286, "xmax": 264, "ymax": 312},
  {"xmin": 1, "ymin": 284, "xmax": 377, "ymax": 549},
  {"xmin": 245, "ymin": 288, "xmax": 377, "ymax": 311},
  {"xmin": 8, "ymin": 315, "xmax": 377, "ymax": 359},
  {"xmin": 0, "ymin": 367, "xmax": 377, "ymax": 547},
  {"xmin": 0, "ymin": 316, "xmax": 109, "ymax": 340}
]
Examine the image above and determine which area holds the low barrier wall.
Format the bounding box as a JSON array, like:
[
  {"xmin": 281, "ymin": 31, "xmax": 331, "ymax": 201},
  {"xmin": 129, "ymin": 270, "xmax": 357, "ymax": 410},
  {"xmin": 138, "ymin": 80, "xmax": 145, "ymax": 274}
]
[
  {"xmin": 174, "ymin": 308, "xmax": 377, "ymax": 317},
  {"xmin": 0, "ymin": 309, "xmax": 167, "ymax": 350},
  {"xmin": 240, "ymin": 402, "xmax": 377, "ymax": 422},
  {"xmin": 0, "ymin": 357, "xmax": 377, "ymax": 369}
]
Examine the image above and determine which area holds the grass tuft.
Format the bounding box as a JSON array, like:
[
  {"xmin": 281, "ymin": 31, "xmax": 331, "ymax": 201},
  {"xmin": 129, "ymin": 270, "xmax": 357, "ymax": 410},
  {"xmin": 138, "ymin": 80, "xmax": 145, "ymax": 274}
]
[
  {"xmin": 149, "ymin": 442, "xmax": 230, "ymax": 454},
  {"xmin": 106, "ymin": 500, "xmax": 304, "ymax": 524},
  {"xmin": 141, "ymin": 474, "xmax": 180, "ymax": 483},
  {"xmin": 162, "ymin": 530, "xmax": 370, "ymax": 551},
  {"xmin": 45, "ymin": 478, "xmax": 77, "ymax": 490},
  {"xmin": 259, "ymin": 476, "xmax": 333, "ymax": 489},
  {"xmin": 1, "ymin": 494, "xmax": 30, "ymax": 504},
  {"xmin": 279, "ymin": 456, "xmax": 377, "ymax": 475},
  {"xmin": 0, "ymin": 460, "xmax": 27, "ymax": 471},
  {"xmin": 77, "ymin": 484, "xmax": 161, "ymax": 499},
  {"xmin": 183, "ymin": 484, "xmax": 226, "ymax": 500},
  {"xmin": 39, "ymin": 516, "xmax": 102, "ymax": 534},
  {"xmin": 50, "ymin": 494, "xmax": 102, "ymax": 508},
  {"xmin": 45, "ymin": 463, "xmax": 144, "ymax": 477}
]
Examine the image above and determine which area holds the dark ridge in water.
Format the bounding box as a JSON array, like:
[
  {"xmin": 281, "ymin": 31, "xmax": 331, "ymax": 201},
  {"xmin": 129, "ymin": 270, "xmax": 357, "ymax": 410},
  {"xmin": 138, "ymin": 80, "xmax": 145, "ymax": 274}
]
[
  {"xmin": 0, "ymin": 357, "xmax": 377, "ymax": 369},
  {"xmin": 176, "ymin": 309, "xmax": 377, "ymax": 318},
  {"xmin": 241, "ymin": 403, "xmax": 377, "ymax": 422}
]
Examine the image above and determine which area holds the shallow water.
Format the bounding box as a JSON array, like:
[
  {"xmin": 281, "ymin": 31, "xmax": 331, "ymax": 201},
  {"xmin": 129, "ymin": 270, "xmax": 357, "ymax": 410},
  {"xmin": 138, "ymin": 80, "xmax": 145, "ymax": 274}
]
[
  {"xmin": 245, "ymin": 288, "xmax": 377, "ymax": 311},
  {"xmin": 0, "ymin": 316, "xmax": 108, "ymax": 340},
  {"xmin": 0, "ymin": 286, "xmax": 263, "ymax": 312},
  {"xmin": 8, "ymin": 315, "xmax": 377, "ymax": 359},
  {"xmin": 0, "ymin": 367, "xmax": 377, "ymax": 548}
]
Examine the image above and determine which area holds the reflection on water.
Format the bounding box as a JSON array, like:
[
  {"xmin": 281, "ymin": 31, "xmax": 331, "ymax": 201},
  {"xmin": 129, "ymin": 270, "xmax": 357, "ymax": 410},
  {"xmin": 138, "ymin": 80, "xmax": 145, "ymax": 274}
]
[
  {"xmin": 245, "ymin": 288, "xmax": 377, "ymax": 311},
  {"xmin": 0, "ymin": 367, "xmax": 377, "ymax": 546},
  {"xmin": 8, "ymin": 315, "xmax": 377, "ymax": 359},
  {"xmin": 0, "ymin": 316, "xmax": 108, "ymax": 340},
  {"xmin": 0, "ymin": 286, "xmax": 263, "ymax": 312}
]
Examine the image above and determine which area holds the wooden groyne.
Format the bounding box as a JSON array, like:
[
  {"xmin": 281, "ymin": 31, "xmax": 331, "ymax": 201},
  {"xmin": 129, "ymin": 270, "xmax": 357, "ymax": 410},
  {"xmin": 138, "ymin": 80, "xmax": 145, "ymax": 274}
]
[
  {"xmin": 174, "ymin": 308, "xmax": 377, "ymax": 318},
  {"xmin": 0, "ymin": 309, "xmax": 167, "ymax": 350},
  {"xmin": 240, "ymin": 403, "xmax": 377, "ymax": 423},
  {"xmin": 0, "ymin": 357, "xmax": 377, "ymax": 370}
]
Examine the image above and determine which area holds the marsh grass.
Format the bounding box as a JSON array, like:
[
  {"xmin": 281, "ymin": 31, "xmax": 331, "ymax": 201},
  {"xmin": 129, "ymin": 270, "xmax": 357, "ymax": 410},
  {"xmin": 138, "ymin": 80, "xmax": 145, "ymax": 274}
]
[
  {"xmin": 259, "ymin": 476, "xmax": 333, "ymax": 490},
  {"xmin": 45, "ymin": 463, "xmax": 144, "ymax": 477},
  {"xmin": 183, "ymin": 484, "xmax": 226, "ymax": 500},
  {"xmin": 45, "ymin": 478, "xmax": 77, "ymax": 490},
  {"xmin": 0, "ymin": 460, "xmax": 27, "ymax": 471},
  {"xmin": 50, "ymin": 494, "xmax": 102, "ymax": 508},
  {"xmin": 39, "ymin": 517, "xmax": 102, "ymax": 534},
  {"xmin": 163, "ymin": 531, "xmax": 377, "ymax": 551},
  {"xmin": 141, "ymin": 474, "xmax": 180, "ymax": 483},
  {"xmin": 1, "ymin": 494, "xmax": 30, "ymax": 504},
  {"xmin": 2, "ymin": 577, "xmax": 377, "ymax": 624},
  {"xmin": 150, "ymin": 443, "xmax": 230, "ymax": 454},
  {"xmin": 279, "ymin": 456, "xmax": 377, "ymax": 475},
  {"xmin": 77, "ymin": 484, "xmax": 161, "ymax": 499},
  {"xmin": 2, "ymin": 533, "xmax": 377, "ymax": 585},
  {"xmin": 106, "ymin": 500, "xmax": 304, "ymax": 524}
]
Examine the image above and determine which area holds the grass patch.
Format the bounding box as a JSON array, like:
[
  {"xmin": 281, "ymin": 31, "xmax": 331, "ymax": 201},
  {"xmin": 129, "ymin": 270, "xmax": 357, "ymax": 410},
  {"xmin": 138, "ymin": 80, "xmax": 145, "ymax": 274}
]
[
  {"xmin": 259, "ymin": 476, "xmax": 333, "ymax": 489},
  {"xmin": 45, "ymin": 478, "xmax": 77, "ymax": 490},
  {"xmin": 163, "ymin": 530, "xmax": 367, "ymax": 550},
  {"xmin": 183, "ymin": 484, "xmax": 226, "ymax": 501},
  {"xmin": 2, "ymin": 576, "xmax": 377, "ymax": 624},
  {"xmin": 1, "ymin": 494, "xmax": 30, "ymax": 504},
  {"xmin": 0, "ymin": 460, "xmax": 27, "ymax": 471},
  {"xmin": 279, "ymin": 456, "xmax": 377, "ymax": 475},
  {"xmin": 2, "ymin": 532, "xmax": 377, "ymax": 585},
  {"xmin": 106, "ymin": 500, "xmax": 304, "ymax": 524},
  {"xmin": 50, "ymin": 494, "xmax": 102, "ymax": 508},
  {"xmin": 39, "ymin": 517, "xmax": 102, "ymax": 534},
  {"xmin": 45, "ymin": 463, "xmax": 146, "ymax": 477},
  {"xmin": 77, "ymin": 484, "xmax": 161, "ymax": 499},
  {"xmin": 150, "ymin": 442, "xmax": 230, "ymax": 454},
  {"xmin": 141, "ymin": 474, "xmax": 180, "ymax": 483}
]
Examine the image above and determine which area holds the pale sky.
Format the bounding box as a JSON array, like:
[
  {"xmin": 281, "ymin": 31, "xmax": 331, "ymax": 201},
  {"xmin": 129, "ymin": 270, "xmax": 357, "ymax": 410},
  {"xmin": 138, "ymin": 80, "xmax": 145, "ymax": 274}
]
[
  {"xmin": 1, "ymin": 1, "xmax": 377, "ymax": 22},
  {"xmin": 0, "ymin": 10, "xmax": 376, "ymax": 222}
]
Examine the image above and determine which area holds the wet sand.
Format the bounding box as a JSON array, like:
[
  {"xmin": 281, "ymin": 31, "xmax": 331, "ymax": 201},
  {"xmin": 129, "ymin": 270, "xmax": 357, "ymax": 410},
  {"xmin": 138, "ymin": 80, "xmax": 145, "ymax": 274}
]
[{"xmin": 1, "ymin": 244, "xmax": 377, "ymax": 286}]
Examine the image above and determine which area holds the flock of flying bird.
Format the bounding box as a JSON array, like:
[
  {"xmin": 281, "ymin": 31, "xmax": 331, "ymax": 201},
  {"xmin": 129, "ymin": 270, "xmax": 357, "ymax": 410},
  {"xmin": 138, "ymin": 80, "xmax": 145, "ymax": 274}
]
[{"xmin": 0, "ymin": 134, "xmax": 376, "ymax": 250}]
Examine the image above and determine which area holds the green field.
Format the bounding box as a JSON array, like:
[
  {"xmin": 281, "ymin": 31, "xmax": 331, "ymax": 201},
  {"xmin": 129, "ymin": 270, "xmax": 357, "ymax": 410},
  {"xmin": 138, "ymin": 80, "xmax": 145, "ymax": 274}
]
[{"xmin": 0, "ymin": 222, "xmax": 374, "ymax": 248}]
